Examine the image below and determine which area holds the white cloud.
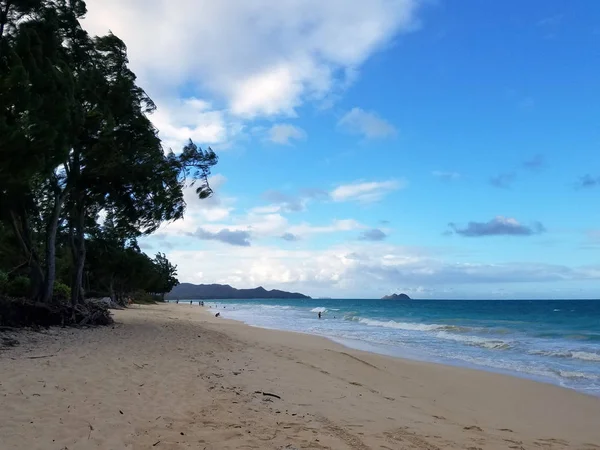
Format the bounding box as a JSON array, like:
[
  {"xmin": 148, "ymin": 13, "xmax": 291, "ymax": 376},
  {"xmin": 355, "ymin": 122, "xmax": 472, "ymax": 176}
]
[
  {"xmin": 267, "ymin": 124, "xmax": 307, "ymax": 145},
  {"xmin": 331, "ymin": 179, "xmax": 405, "ymax": 203},
  {"xmin": 161, "ymin": 185, "xmax": 366, "ymax": 242},
  {"xmin": 150, "ymin": 98, "xmax": 231, "ymax": 150},
  {"xmin": 338, "ymin": 107, "xmax": 397, "ymax": 139},
  {"xmin": 196, "ymin": 216, "xmax": 364, "ymax": 241},
  {"xmin": 166, "ymin": 242, "xmax": 600, "ymax": 298},
  {"xmin": 158, "ymin": 173, "xmax": 235, "ymax": 235},
  {"xmin": 82, "ymin": 0, "xmax": 421, "ymax": 147}
]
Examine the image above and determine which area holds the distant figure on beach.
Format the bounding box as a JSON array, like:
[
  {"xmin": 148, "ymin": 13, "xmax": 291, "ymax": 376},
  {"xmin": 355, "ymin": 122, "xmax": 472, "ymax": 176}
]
[
  {"xmin": 190, "ymin": 300, "xmax": 193, "ymax": 305},
  {"xmin": 318, "ymin": 311, "xmax": 322, "ymax": 319},
  {"xmin": 175, "ymin": 299, "xmax": 179, "ymax": 304},
  {"xmin": 215, "ymin": 312, "xmax": 221, "ymax": 318}
]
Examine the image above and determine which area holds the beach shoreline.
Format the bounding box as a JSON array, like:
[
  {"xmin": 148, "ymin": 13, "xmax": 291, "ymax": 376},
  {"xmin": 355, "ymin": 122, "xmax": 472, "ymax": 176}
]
[
  {"xmin": 197, "ymin": 298, "xmax": 600, "ymax": 396},
  {"xmin": 2, "ymin": 303, "xmax": 599, "ymax": 449}
]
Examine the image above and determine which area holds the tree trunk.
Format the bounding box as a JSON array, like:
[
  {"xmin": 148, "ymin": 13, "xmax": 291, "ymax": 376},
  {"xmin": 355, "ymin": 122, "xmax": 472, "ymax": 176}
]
[
  {"xmin": 70, "ymin": 202, "xmax": 86, "ymax": 306},
  {"xmin": 108, "ymin": 276, "xmax": 116, "ymax": 304},
  {"xmin": 41, "ymin": 191, "xmax": 63, "ymax": 303},
  {"xmin": 8, "ymin": 208, "xmax": 44, "ymax": 299}
]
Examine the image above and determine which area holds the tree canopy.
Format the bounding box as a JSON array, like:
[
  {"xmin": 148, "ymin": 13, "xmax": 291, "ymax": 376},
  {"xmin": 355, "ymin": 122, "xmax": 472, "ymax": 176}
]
[{"xmin": 0, "ymin": 0, "xmax": 217, "ymax": 310}]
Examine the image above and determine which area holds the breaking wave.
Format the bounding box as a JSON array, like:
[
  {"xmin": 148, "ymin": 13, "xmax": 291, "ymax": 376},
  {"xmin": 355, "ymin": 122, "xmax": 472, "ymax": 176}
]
[
  {"xmin": 435, "ymin": 331, "xmax": 512, "ymax": 350},
  {"xmin": 357, "ymin": 318, "xmax": 470, "ymax": 332},
  {"xmin": 529, "ymin": 350, "xmax": 600, "ymax": 362}
]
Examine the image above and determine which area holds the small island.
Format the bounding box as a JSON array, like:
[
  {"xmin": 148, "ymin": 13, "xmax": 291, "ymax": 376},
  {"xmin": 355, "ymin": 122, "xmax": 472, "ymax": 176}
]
[{"xmin": 381, "ymin": 293, "xmax": 411, "ymax": 300}]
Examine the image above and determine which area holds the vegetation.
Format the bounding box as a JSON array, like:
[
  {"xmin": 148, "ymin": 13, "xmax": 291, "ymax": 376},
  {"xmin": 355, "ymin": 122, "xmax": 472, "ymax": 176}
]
[{"xmin": 0, "ymin": 0, "xmax": 217, "ymax": 324}]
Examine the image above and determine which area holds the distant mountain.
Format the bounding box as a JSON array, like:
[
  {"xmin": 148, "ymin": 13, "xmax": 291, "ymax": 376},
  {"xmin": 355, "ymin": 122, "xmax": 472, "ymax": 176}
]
[
  {"xmin": 381, "ymin": 293, "xmax": 411, "ymax": 300},
  {"xmin": 166, "ymin": 283, "xmax": 311, "ymax": 300}
]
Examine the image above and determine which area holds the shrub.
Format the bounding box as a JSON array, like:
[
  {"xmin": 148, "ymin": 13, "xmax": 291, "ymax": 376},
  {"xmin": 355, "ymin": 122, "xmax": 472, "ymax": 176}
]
[
  {"xmin": 6, "ymin": 276, "xmax": 30, "ymax": 298},
  {"xmin": 0, "ymin": 271, "xmax": 7, "ymax": 294},
  {"xmin": 130, "ymin": 290, "xmax": 156, "ymax": 304},
  {"xmin": 53, "ymin": 282, "xmax": 71, "ymax": 303}
]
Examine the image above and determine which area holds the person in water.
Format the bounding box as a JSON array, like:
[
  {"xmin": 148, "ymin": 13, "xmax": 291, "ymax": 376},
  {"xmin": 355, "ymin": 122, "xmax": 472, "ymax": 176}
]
[{"xmin": 318, "ymin": 311, "xmax": 322, "ymax": 319}]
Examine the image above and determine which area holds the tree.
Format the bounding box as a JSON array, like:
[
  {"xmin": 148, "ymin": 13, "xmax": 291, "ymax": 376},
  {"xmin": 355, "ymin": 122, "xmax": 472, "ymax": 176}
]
[
  {"xmin": 63, "ymin": 32, "xmax": 217, "ymax": 305},
  {"xmin": 0, "ymin": 1, "xmax": 79, "ymax": 301},
  {"xmin": 150, "ymin": 252, "xmax": 179, "ymax": 300},
  {"xmin": 0, "ymin": 0, "xmax": 217, "ymax": 314}
]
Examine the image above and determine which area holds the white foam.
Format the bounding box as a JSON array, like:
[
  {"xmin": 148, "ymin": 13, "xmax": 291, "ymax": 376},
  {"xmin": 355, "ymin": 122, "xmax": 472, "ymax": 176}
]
[
  {"xmin": 557, "ymin": 370, "xmax": 599, "ymax": 380},
  {"xmin": 311, "ymin": 307, "xmax": 328, "ymax": 313},
  {"xmin": 436, "ymin": 331, "xmax": 511, "ymax": 350},
  {"xmin": 528, "ymin": 350, "xmax": 600, "ymax": 362},
  {"xmin": 258, "ymin": 305, "xmax": 291, "ymax": 310},
  {"xmin": 359, "ymin": 318, "xmax": 447, "ymax": 332},
  {"xmin": 571, "ymin": 351, "xmax": 600, "ymax": 362}
]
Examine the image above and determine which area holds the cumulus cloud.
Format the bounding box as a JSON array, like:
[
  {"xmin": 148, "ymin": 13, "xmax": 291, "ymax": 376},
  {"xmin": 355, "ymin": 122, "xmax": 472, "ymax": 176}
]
[
  {"xmin": 281, "ymin": 233, "xmax": 301, "ymax": 242},
  {"xmin": 189, "ymin": 228, "xmax": 252, "ymax": 246},
  {"xmin": 267, "ymin": 124, "xmax": 307, "ymax": 145},
  {"xmin": 448, "ymin": 216, "xmax": 546, "ymax": 237},
  {"xmin": 358, "ymin": 228, "xmax": 388, "ymax": 241},
  {"xmin": 523, "ymin": 154, "xmax": 545, "ymax": 171},
  {"xmin": 337, "ymin": 107, "xmax": 397, "ymax": 139},
  {"xmin": 432, "ymin": 170, "xmax": 461, "ymax": 181},
  {"xmin": 150, "ymin": 98, "xmax": 232, "ymax": 151},
  {"xmin": 82, "ymin": 0, "xmax": 422, "ymax": 150},
  {"xmin": 576, "ymin": 175, "xmax": 600, "ymax": 189},
  {"xmin": 331, "ymin": 179, "xmax": 405, "ymax": 203},
  {"xmin": 166, "ymin": 242, "xmax": 600, "ymax": 298},
  {"xmin": 489, "ymin": 173, "xmax": 516, "ymax": 189},
  {"xmin": 157, "ymin": 173, "xmax": 235, "ymax": 237}
]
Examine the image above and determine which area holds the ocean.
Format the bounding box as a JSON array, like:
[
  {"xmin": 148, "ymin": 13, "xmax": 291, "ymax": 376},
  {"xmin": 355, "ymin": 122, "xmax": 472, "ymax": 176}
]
[{"xmin": 170, "ymin": 299, "xmax": 600, "ymax": 395}]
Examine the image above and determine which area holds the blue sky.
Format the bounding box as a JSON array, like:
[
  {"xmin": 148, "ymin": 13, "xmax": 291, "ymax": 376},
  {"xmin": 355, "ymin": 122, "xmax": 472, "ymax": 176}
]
[{"xmin": 84, "ymin": 0, "xmax": 600, "ymax": 298}]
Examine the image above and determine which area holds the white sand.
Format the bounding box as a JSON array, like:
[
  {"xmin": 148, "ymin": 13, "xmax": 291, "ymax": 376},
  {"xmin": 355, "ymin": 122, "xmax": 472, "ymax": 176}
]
[{"xmin": 1, "ymin": 303, "xmax": 600, "ymax": 449}]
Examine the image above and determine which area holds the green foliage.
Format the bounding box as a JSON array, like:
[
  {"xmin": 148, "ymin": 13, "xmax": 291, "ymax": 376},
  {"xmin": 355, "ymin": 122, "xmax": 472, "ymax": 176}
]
[
  {"xmin": 130, "ymin": 290, "xmax": 156, "ymax": 305},
  {"xmin": 7, "ymin": 276, "xmax": 30, "ymax": 297},
  {"xmin": 0, "ymin": 0, "xmax": 215, "ymax": 309},
  {"xmin": 149, "ymin": 252, "xmax": 179, "ymax": 296},
  {"xmin": 52, "ymin": 282, "xmax": 71, "ymax": 303},
  {"xmin": 0, "ymin": 271, "xmax": 8, "ymax": 293}
]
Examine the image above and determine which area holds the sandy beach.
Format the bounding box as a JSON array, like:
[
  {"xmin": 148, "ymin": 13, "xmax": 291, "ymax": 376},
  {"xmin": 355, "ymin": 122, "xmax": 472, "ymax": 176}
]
[{"xmin": 1, "ymin": 304, "xmax": 599, "ymax": 450}]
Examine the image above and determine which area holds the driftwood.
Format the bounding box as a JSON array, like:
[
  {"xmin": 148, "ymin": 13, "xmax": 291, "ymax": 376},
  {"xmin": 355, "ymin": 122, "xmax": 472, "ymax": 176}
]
[
  {"xmin": 262, "ymin": 392, "xmax": 281, "ymax": 399},
  {"xmin": 254, "ymin": 390, "xmax": 282, "ymax": 400},
  {"xmin": 0, "ymin": 296, "xmax": 113, "ymax": 328}
]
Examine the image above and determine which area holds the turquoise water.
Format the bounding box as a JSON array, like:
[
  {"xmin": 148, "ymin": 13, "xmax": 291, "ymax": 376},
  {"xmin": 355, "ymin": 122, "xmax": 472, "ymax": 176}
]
[{"xmin": 172, "ymin": 299, "xmax": 600, "ymax": 395}]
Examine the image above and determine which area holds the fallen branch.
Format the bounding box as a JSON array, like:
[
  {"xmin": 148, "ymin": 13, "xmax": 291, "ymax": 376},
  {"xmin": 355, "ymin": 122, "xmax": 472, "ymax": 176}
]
[
  {"xmin": 262, "ymin": 392, "xmax": 281, "ymax": 400},
  {"xmin": 26, "ymin": 354, "xmax": 55, "ymax": 359},
  {"xmin": 0, "ymin": 297, "xmax": 113, "ymax": 328}
]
